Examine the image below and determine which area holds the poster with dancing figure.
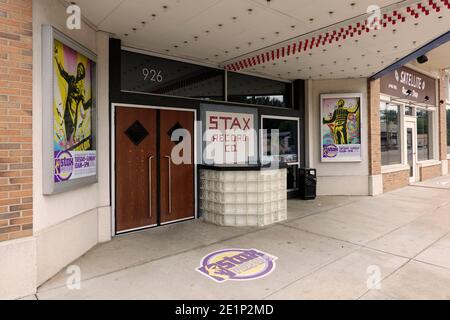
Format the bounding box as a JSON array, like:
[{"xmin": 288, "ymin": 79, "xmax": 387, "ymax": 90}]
[
  {"xmin": 321, "ymin": 93, "xmax": 362, "ymax": 162},
  {"xmin": 52, "ymin": 37, "xmax": 96, "ymax": 184}
]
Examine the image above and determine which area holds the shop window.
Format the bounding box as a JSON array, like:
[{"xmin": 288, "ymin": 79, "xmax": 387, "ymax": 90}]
[
  {"xmin": 261, "ymin": 117, "xmax": 299, "ymax": 164},
  {"xmin": 227, "ymin": 72, "xmax": 292, "ymax": 108},
  {"xmin": 121, "ymin": 50, "xmax": 225, "ymax": 101},
  {"xmin": 417, "ymin": 109, "xmax": 433, "ymax": 161},
  {"xmin": 447, "ymin": 106, "xmax": 450, "ymax": 154},
  {"xmin": 380, "ymin": 102, "xmax": 401, "ymax": 166},
  {"xmin": 405, "ymin": 106, "xmax": 415, "ymax": 116}
]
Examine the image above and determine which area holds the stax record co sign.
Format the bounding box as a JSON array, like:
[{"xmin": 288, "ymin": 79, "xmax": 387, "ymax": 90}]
[{"xmin": 380, "ymin": 66, "xmax": 437, "ymax": 105}]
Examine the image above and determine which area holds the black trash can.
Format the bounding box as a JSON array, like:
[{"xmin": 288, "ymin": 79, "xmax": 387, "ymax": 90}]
[{"xmin": 298, "ymin": 168, "xmax": 317, "ymax": 200}]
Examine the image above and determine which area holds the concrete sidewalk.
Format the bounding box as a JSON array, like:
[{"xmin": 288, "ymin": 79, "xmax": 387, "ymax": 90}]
[{"xmin": 33, "ymin": 176, "xmax": 450, "ymax": 300}]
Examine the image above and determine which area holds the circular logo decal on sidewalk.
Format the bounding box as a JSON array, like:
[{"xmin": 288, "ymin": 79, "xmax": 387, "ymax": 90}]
[{"xmin": 196, "ymin": 248, "xmax": 278, "ymax": 283}]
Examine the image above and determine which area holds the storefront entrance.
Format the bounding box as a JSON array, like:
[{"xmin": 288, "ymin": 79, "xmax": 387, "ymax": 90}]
[
  {"xmin": 405, "ymin": 120, "xmax": 417, "ymax": 183},
  {"xmin": 114, "ymin": 106, "xmax": 195, "ymax": 234}
]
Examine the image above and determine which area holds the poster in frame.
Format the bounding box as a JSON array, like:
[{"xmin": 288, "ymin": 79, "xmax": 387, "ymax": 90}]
[
  {"xmin": 42, "ymin": 25, "xmax": 98, "ymax": 195},
  {"xmin": 320, "ymin": 93, "xmax": 362, "ymax": 163}
]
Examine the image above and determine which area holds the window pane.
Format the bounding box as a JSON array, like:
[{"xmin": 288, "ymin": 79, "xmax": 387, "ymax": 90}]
[
  {"xmin": 121, "ymin": 51, "xmax": 224, "ymax": 101},
  {"xmin": 287, "ymin": 166, "xmax": 299, "ymax": 190},
  {"xmin": 417, "ymin": 109, "xmax": 431, "ymax": 161},
  {"xmin": 405, "ymin": 106, "xmax": 414, "ymax": 116},
  {"xmin": 262, "ymin": 118, "xmax": 299, "ymax": 164},
  {"xmin": 447, "ymin": 108, "xmax": 450, "ymax": 154},
  {"xmin": 380, "ymin": 102, "xmax": 401, "ymax": 165},
  {"xmin": 227, "ymin": 72, "xmax": 292, "ymax": 108}
]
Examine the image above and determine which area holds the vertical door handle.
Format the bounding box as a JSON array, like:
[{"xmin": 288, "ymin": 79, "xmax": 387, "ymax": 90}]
[
  {"xmin": 164, "ymin": 156, "xmax": 172, "ymax": 214},
  {"xmin": 148, "ymin": 156, "xmax": 155, "ymax": 218}
]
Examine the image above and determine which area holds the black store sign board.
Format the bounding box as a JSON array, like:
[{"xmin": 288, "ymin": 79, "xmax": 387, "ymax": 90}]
[{"xmin": 380, "ymin": 66, "xmax": 437, "ymax": 106}]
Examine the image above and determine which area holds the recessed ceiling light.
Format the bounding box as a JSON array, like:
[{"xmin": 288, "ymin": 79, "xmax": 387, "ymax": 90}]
[
  {"xmin": 247, "ymin": 8, "xmax": 253, "ymax": 14},
  {"xmin": 162, "ymin": 5, "xmax": 168, "ymax": 11}
]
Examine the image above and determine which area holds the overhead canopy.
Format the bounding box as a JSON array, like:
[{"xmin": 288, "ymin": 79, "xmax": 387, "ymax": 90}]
[{"xmin": 70, "ymin": 0, "xmax": 450, "ymax": 80}]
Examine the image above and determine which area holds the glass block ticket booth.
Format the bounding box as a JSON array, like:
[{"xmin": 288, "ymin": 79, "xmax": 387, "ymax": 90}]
[{"xmin": 111, "ymin": 40, "xmax": 304, "ymax": 233}]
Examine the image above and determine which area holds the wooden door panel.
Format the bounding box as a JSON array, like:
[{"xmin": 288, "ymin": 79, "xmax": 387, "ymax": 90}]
[
  {"xmin": 159, "ymin": 110, "xmax": 195, "ymax": 223},
  {"xmin": 115, "ymin": 107, "xmax": 157, "ymax": 232}
]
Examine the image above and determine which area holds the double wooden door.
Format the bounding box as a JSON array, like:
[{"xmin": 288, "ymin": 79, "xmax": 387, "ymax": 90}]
[{"xmin": 115, "ymin": 106, "xmax": 195, "ymax": 233}]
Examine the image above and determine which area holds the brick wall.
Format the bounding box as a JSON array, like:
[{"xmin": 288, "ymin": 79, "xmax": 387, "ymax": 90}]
[
  {"xmin": 420, "ymin": 164, "xmax": 442, "ymax": 181},
  {"xmin": 383, "ymin": 170, "xmax": 409, "ymax": 193},
  {"xmin": 0, "ymin": 0, "xmax": 32, "ymax": 242},
  {"xmin": 368, "ymin": 79, "xmax": 381, "ymax": 176}
]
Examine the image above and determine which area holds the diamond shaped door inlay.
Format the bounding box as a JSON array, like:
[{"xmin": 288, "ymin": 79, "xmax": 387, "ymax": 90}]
[{"xmin": 125, "ymin": 120, "xmax": 149, "ymax": 146}]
